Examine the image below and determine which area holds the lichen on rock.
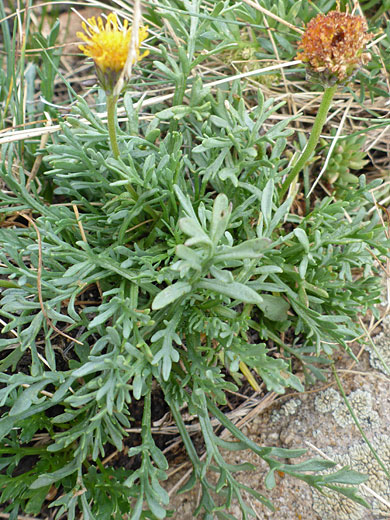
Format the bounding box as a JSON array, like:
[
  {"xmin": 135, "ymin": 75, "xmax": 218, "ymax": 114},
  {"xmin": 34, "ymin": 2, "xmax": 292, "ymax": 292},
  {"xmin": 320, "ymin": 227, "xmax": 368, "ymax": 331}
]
[
  {"xmin": 314, "ymin": 387, "xmax": 341, "ymax": 413},
  {"xmin": 315, "ymin": 387, "xmax": 376, "ymax": 428},
  {"xmin": 367, "ymin": 317, "xmax": 390, "ymax": 375},
  {"xmin": 312, "ymin": 436, "xmax": 390, "ymax": 518},
  {"xmin": 349, "ymin": 435, "xmax": 390, "ymax": 517},
  {"xmin": 271, "ymin": 398, "xmax": 302, "ymax": 423},
  {"xmin": 332, "ymin": 401, "xmax": 355, "ymax": 427},
  {"xmin": 312, "ymin": 453, "xmax": 366, "ymax": 520}
]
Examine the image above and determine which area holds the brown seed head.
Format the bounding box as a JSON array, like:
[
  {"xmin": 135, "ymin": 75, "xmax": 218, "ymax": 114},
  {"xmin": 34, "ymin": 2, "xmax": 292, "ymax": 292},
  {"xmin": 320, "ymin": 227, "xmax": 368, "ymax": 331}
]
[{"xmin": 296, "ymin": 11, "xmax": 374, "ymax": 83}]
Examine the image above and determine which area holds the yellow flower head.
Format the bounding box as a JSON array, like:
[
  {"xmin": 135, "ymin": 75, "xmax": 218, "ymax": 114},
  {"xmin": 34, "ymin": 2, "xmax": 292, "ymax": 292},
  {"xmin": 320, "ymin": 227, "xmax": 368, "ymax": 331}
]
[
  {"xmin": 77, "ymin": 12, "xmax": 149, "ymax": 92},
  {"xmin": 296, "ymin": 10, "xmax": 373, "ymax": 84}
]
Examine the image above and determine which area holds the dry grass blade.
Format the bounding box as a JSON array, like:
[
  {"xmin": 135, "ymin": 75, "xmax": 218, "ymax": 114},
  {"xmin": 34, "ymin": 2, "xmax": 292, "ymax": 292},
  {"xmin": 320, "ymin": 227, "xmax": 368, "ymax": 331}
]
[
  {"xmin": 113, "ymin": 0, "xmax": 142, "ymax": 96},
  {"xmin": 242, "ymin": 0, "xmax": 304, "ymax": 34},
  {"xmin": 0, "ymin": 60, "xmax": 301, "ymax": 145}
]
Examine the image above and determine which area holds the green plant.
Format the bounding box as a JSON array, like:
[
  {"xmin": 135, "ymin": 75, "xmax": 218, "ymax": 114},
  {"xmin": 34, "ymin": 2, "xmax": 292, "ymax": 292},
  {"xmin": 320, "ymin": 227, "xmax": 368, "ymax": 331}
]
[
  {"xmin": 321, "ymin": 132, "xmax": 369, "ymax": 195},
  {"xmin": 280, "ymin": 9, "xmax": 374, "ymax": 198},
  {"xmin": 0, "ymin": 1, "xmax": 388, "ymax": 519}
]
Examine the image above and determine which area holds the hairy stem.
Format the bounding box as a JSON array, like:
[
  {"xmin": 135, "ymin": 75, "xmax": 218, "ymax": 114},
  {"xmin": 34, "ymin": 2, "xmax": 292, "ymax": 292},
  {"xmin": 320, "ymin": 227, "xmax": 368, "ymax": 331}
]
[
  {"xmin": 279, "ymin": 85, "xmax": 337, "ymax": 200},
  {"xmin": 107, "ymin": 94, "xmax": 120, "ymax": 158}
]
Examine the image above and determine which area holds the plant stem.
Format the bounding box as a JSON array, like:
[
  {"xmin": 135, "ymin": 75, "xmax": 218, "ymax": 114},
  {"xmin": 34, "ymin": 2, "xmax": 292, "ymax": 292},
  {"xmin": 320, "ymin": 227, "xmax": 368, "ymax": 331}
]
[
  {"xmin": 107, "ymin": 97, "xmax": 158, "ymax": 222},
  {"xmin": 279, "ymin": 85, "xmax": 337, "ymax": 200},
  {"xmin": 332, "ymin": 364, "xmax": 390, "ymax": 479},
  {"xmin": 107, "ymin": 94, "xmax": 120, "ymax": 158}
]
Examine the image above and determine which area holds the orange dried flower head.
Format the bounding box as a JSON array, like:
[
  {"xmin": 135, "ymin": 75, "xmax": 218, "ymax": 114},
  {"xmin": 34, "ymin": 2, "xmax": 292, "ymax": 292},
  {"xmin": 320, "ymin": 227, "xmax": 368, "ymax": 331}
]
[
  {"xmin": 296, "ymin": 10, "xmax": 373, "ymax": 84},
  {"xmin": 77, "ymin": 12, "xmax": 149, "ymax": 93}
]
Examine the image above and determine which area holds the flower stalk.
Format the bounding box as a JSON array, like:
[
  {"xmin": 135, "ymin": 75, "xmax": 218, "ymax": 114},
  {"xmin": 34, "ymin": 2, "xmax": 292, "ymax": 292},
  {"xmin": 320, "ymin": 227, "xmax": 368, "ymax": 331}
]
[
  {"xmin": 279, "ymin": 8, "xmax": 373, "ymax": 200},
  {"xmin": 106, "ymin": 94, "xmax": 120, "ymax": 158},
  {"xmin": 279, "ymin": 84, "xmax": 337, "ymax": 199},
  {"xmin": 77, "ymin": 11, "xmax": 149, "ymax": 158}
]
